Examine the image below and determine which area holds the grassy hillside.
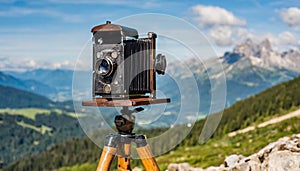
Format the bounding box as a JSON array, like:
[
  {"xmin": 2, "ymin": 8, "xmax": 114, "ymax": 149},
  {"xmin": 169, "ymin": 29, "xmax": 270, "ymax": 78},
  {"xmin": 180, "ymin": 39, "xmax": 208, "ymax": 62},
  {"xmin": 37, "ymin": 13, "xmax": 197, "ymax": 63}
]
[
  {"xmin": 4, "ymin": 76, "xmax": 300, "ymax": 171},
  {"xmin": 0, "ymin": 108, "xmax": 78, "ymax": 120},
  {"xmin": 157, "ymin": 116, "xmax": 300, "ymax": 169},
  {"xmin": 214, "ymin": 75, "xmax": 300, "ymax": 137}
]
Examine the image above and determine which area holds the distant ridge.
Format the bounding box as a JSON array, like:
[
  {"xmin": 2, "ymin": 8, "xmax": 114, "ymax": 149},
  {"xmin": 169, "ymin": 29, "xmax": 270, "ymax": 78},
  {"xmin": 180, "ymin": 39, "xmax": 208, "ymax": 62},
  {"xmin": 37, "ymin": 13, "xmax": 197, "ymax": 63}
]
[
  {"xmin": 0, "ymin": 71, "xmax": 57, "ymax": 99},
  {"xmin": 0, "ymin": 84, "xmax": 54, "ymax": 108}
]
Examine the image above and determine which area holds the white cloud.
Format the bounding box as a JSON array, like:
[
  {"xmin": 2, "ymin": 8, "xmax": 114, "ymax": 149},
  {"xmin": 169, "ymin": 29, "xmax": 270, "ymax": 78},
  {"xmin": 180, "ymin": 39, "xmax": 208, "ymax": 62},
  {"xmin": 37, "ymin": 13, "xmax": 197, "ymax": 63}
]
[
  {"xmin": 207, "ymin": 26, "xmax": 259, "ymax": 47},
  {"xmin": 190, "ymin": 5, "xmax": 300, "ymax": 51},
  {"xmin": 0, "ymin": 58, "xmax": 79, "ymax": 71},
  {"xmin": 278, "ymin": 31, "xmax": 298, "ymax": 45},
  {"xmin": 234, "ymin": 28, "xmax": 261, "ymax": 44},
  {"xmin": 208, "ymin": 26, "xmax": 233, "ymax": 46},
  {"xmin": 192, "ymin": 5, "xmax": 246, "ymax": 28},
  {"xmin": 207, "ymin": 25, "xmax": 300, "ymax": 50},
  {"xmin": 0, "ymin": 58, "xmax": 39, "ymax": 71},
  {"xmin": 263, "ymin": 31, "xmax": 299, "ymax": 50},
  {"xmin": 191, "ymin": 5, "xmax": 248, "ymax": 47},
  {"xmin": 280, "ymin": 7, "xmax": 300, "ymax": 27}
]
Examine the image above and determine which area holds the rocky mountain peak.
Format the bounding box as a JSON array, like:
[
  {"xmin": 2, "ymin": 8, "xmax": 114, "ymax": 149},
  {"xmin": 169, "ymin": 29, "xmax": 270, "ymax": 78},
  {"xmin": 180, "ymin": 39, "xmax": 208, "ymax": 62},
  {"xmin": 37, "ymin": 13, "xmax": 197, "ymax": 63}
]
[
  {"xmin": 233, "ymin": 38, "xmax": 259, "ymax": 57},
  {"xmin": 222, "ymin": 38, "xmax": 300, "ymax": 72},
  {"xmin": 260, "ymin": 39, "xmax": 272, "ymax": 51},
  {"xmin": 233, "ymin": 38, "xmax": 273, "ymax": 57},
  {"xmin": 244, "ymin": 38, "xmax": 255, "ymax": 46}
]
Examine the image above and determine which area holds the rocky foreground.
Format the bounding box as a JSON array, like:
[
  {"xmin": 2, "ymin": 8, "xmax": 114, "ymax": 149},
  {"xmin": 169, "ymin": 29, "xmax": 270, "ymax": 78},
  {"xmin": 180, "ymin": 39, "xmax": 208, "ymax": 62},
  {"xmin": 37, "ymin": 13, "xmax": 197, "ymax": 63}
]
[{"xmin": 168, "ymin": 134, "xmax": 300, "ymax": 171}]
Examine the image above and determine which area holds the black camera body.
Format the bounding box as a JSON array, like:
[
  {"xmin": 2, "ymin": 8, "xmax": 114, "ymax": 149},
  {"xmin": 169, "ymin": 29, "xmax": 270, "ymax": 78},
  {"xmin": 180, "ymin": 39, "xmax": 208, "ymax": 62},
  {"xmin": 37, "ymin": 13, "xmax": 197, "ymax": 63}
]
[{"xmin": 91, "ymin": 21, "xmax": 166, "ymax": 99}]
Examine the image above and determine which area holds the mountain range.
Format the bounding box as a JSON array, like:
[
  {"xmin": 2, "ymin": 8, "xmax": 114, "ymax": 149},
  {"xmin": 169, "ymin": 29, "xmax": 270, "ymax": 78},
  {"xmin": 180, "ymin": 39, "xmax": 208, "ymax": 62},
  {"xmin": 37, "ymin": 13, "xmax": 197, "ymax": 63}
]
[
  {"xmin": 0, "ymin": 84, "xmax": 53, "ymax": 109},
  {"xmin": 4, "ymin": 69, "xmax": 74, "ymax": 101},
  {"xmin": 233, "ymin": 39, "xmax": 300, "ymax": 72},
  {"xmin": 155, "ymin": 38, "xmax": 300, "ymax": 119},
  {"xmin": 217, "ymin": 38, "xmax": 300, "ymax": 104},
  {"xmin": 0, "ymin": 71, "xmax": 57, "ymax": 99},
  {"xmin": 1, "ymin": 38, "xmax": 300, "ymax": 123},
  {"xmin": 3, "ymin": 38, "xmax": 299, "ymax": 104}
]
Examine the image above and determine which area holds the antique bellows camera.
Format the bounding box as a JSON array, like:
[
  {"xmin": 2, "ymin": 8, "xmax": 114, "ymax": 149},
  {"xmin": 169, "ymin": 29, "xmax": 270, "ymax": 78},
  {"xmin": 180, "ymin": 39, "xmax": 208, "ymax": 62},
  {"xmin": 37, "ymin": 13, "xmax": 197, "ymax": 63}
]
[
  {"xmin": 91, "ymin": 21, "xmax": 166, "ymax": 98},
  {"xmin": 83, "ymin": 21, "xmax": 170, "ymax": 171}
]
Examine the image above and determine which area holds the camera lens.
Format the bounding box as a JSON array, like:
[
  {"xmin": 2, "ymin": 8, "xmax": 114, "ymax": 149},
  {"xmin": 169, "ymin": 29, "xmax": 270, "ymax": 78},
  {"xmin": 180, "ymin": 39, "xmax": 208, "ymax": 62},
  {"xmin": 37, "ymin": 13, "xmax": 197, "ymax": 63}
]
[{"xmin": 98, "ymin": 58, "xmax": 113, "ymax": 76}]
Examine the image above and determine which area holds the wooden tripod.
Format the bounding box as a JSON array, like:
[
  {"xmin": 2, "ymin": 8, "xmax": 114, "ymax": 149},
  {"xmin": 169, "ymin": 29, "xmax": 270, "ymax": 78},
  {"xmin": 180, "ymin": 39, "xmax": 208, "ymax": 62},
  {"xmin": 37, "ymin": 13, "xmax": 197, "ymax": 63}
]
[{"xmin": 96, "ymin": 107, "xmax": 160, "ymax": 171}]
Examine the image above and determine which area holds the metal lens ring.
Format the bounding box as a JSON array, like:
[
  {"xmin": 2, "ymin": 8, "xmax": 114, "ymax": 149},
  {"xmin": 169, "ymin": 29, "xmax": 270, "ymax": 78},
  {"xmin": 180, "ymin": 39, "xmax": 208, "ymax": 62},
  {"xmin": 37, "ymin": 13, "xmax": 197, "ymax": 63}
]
[{"xmin": 97, "ymin": 57, "xmax": 113, "ymax": 77}]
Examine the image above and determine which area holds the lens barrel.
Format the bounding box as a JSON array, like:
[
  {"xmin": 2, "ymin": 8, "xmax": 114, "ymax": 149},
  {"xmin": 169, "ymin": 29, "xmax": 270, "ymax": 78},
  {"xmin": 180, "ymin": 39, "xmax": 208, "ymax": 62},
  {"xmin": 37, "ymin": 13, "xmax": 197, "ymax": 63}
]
[{"xmin": 98, "ymin": 58, "xmax": 113, "ymax": 77}]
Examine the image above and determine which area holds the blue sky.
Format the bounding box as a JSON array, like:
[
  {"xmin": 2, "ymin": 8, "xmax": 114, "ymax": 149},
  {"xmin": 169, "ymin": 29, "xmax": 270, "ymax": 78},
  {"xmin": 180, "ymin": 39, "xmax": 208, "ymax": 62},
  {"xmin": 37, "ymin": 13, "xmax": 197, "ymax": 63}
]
[{"xmin": 0, "ymin": 0, "xmax": 300, "ymax": 71}]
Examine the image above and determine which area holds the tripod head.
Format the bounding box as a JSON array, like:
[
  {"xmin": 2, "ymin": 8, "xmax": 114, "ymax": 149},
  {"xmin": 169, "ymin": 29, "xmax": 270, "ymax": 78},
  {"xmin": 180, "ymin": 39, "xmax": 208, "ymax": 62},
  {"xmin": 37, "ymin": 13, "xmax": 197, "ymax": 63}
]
[
  {"xmin": 115, "ymin": 106, "xmax": 144, "ymax": 134},
  {"xmin": 120, "ymin": 106, "xmax": 144, "ymax": 115}
]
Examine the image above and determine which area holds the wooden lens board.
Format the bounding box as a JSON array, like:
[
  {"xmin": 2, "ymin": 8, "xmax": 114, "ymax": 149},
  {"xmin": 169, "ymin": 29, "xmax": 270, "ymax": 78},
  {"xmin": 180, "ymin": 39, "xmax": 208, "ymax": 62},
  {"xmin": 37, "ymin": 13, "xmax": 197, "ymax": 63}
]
[{"xmin": 82, "ymin": 97, "xmax": 170, "ymax": 107}]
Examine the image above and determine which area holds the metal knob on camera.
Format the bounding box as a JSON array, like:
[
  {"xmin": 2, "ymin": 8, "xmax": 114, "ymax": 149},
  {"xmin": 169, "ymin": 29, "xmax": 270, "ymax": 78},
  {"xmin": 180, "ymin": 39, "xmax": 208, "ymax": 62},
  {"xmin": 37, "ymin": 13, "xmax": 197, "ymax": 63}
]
[{"xmin": 155, "ymin": 54, "xmax": 167, "ymax": 75}]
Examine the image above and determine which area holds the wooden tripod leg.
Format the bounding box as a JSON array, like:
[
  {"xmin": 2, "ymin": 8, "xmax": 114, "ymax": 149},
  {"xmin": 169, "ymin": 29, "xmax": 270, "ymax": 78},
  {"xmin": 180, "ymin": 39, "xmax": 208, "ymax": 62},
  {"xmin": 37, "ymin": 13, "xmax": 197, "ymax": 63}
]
[
  {"xmin": 96, "ymin": 146, "xmax": 117, "ymax": 171},
  {"xmin": 118, "ymin": 143, "xmax": 132, "ymax": 171},
  {"xmin": 96, "ymin": 134, "xmax": 118, "ymax": 171},
  {"xmin": 118, "ymin": 157, "xmax": 131, "ymax": 171},
  {"xmin": 135, "ymin": 135, "xmax": 160, "ymax": 171}
]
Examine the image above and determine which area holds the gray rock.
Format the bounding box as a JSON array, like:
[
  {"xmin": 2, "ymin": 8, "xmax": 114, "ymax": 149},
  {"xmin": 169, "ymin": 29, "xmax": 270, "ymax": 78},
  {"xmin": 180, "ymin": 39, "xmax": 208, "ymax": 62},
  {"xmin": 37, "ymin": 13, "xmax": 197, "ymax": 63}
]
[
  {"xmin": 224, "ymin": 154, "xmax": 244, "ymax": 168},
  {"xmin": 167, "ymin": 134, "xmax": 300, "ymax": 171},
  {"xmin": 204, "ymin": 166, "xmax": 223, "ymax": 171},
  {"xmin": 262, "ymin": 150, "xmax": 300, "ymax": 171},
  {"xmin": 167, "ymin": 163, "xmax": 192, "ymax": 171},
  {"xmin": 228, "ymin": 155, "xmax": 261, "ymax": 171}
]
